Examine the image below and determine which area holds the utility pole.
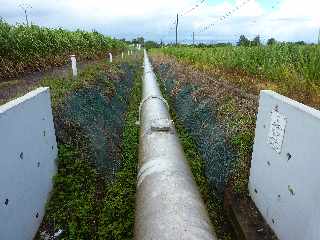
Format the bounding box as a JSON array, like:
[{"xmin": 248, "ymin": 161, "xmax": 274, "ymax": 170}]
[
  {"xmin": 192, "ymin": 32, "xmax": 195, "ymax": 45},
  {"xmin": 19, "ymin": 3, "xmax": 32, "ymax": 26},
  {"xmin": 175, "ymin": 14, "xmax": 179, "ymax": 45}
]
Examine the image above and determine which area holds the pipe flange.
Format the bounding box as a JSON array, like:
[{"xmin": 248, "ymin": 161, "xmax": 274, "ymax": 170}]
[{"xmin": 136, "ymin": 95, "xmax": 169, "ymax": 125}]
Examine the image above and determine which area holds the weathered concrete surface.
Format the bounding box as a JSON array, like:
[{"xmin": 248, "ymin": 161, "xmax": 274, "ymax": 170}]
[
  {"xmin": 249, "ymin": 90, "xmax": 320, "ymax": 240},
  {"xmin": 0, "ymin": 87, "xmax": 57, "ymax": 240}
]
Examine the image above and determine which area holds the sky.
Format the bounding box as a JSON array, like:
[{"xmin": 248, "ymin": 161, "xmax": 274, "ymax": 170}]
[{"xmin": 0, "ymin": 0, "xmax": 319, "ymax": 44}]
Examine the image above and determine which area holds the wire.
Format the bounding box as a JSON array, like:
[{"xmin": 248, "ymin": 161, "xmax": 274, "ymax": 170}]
[
  {"xmin": 169, "ymin": 0, "xmax": 207, "ymax": 31},
  {"xmin": 198, "ymin": 0, "xmax": 254, "ymax": 33}
]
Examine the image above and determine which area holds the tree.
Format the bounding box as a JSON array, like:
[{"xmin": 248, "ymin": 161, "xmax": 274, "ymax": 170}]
[
  {"xmin": 237, "ymin": 35, "xmax": 250, "ymax": 46},
  {"xmin": 132, "ymin": 37, "xmax": 144, "ymax": 45},
  {"xmin": 295, "ymin": 41, "xmax": 306, "ymax": 45},
  {"xmin": 267, "ymin": 38, "xmax": 277, "ymax": 45},
  {"xmin": 144, "ymin": 41, "xmax": 159, "ymax": 49},
  {"xmin": 252, "ymin": 35, "xmax": 261, "ymax": 46}
]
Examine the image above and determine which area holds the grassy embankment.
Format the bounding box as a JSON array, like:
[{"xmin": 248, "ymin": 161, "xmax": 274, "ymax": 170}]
[
  {"xmin": 158, "ymin": 75, "xmax": 234, "ymax": 240},
  {"xmin": 35, "ymin": 56, "xmax": 142, "ymax": 239}
]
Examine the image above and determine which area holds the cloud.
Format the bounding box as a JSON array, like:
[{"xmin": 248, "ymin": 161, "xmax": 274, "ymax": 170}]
[{"xmin": 0, "ymin": 0, "xmax": 319, "ymax": 43}]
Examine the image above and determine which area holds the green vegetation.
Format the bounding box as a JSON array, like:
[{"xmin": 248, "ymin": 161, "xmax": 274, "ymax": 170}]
[
  {"xmin": 0, "ymin": 19, "xmax": 126, "ymax": 79},
  {"xmin": 36, "ymin": 57, "xmax": 142, "ymax": 239},
  {"xmin": 97, "ymin": 68, "xmax": 141, "ymax": 239},
  {"xmin": 160, "ymin": 45, "xmax": 320, "ymax": 86},
  {"xmin": 176, "ymin": 119, "xmax": 234, "ymax": 240},
  {"xmin": 152, "ymin": 43, "xmax": 320, "ymax": 194},
  {"xmin": 159, "ymin": 79, "xmax": 234, "ymax": 240},
  {"xmin": 40, "ymin": 64, "xmax": 104, "ymax": 107},
  {"xmin": 216, "ymin": 96, "xmax": 255, "ymax": 194},
  {"xmin": 41, "ymin": 143, "xmax": 100, "ymax": 239},
  {"xmin": 37, "ymin": 63, "xmax": 114, "ymax": 239},
  {"xmin": 157, "ymin": 45, "xmax": 320, "ymax": 106}
]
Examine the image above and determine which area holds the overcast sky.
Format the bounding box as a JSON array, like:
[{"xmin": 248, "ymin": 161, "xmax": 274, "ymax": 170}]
[{"xmin": 0, "ymin": 0, "xmax": 319, "ymax": 43}]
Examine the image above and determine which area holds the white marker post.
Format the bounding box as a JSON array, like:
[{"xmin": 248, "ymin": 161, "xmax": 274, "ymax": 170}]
[
  {"xmin": 70, "ymin": 55, "xmax": 77, "ymax": 78},
  {"xmin": 109, "ymin": 53, "xmax": 113, "ymax": 63},
  {"xmin": 128, "ymin": 50, "xmax": 130, "ymax": 56},
  {"xmin": 122, "ymin": 52, "xmax": 124, "ymax": 59}
]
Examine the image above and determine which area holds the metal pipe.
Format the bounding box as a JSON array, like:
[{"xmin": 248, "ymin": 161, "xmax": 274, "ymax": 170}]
[{"xmin": 134, "ymin": 50, "xmax": 217, "ymax": 240}]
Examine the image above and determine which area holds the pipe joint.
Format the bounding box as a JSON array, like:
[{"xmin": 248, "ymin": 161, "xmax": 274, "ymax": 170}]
[{"xmin": 137, "ymin": 95, "xmax": 169, "ymax": 125}]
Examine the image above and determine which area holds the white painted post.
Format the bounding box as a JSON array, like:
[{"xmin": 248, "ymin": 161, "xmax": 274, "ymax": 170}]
[
  {"xmin": 122, "ymin": 52, "xmax": 124, "ymax": 59},
  {"xmin": 70, "ymin": 55, "xmax": 77, "ymax": 78},
  {"xmin": 128, "ymin": 50, "xmax": 130, "ymax": 56},
  {"xmin": 109, "ymin": 53, "xmax": 113, "ymax": 63}
]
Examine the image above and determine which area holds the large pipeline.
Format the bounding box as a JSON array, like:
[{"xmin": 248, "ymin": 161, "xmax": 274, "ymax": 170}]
[{"xmin": 134, "ymin": 50, "xmax": 217, "ymax": 240}]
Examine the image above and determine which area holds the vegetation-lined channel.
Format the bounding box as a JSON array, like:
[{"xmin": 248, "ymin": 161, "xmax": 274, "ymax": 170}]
[
  {"xmin": 36, "ymin": 55, "xmax": 142, "ymax": 240},
  {"xmin": 155, "ymin": 66, "xmax": 235, "ymax": 239}
]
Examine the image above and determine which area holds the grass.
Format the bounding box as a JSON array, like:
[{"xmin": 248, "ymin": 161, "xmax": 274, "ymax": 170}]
[
  {"xmin": 36, "ymin": 56, "xmax": 143, "ymax": 239},
  {"xmin": 97, "ymin": 63, "xmax": 141, "ymax": 240},
  {"xmin": 216, "ymin": 96, "xmax": 255, "ymax": 194},
  {"xmin": 39, "ymin": 61, "xmax": 124, "ymax": 107},
  {"xmin": 40, "ymin": 143, "xmax": 100, "ymax": 239},
  {"xmin": 159, "ymin": 77, "xmax": 234, "ymax": 240}
]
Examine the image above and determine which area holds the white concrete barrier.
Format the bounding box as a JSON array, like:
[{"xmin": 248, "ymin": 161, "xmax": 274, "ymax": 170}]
[
  {"xmin": 249, "ymin": 90, "xmax": 320, "ymax": 240},
  {"xmin": 0, "ymin": 87, "xmax": 58, "ymax": 240},
  {"xmin": 70, "ymin": 55, "xmax": 77, "ymax": 77},
  {"xmin": 109, "ymin": 52, "xmax": 113, "ymax": 63}
]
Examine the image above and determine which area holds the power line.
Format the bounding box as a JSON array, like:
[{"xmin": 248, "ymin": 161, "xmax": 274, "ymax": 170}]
[
  {"xmin": 198, "ymin": 0, "xmax": 254, "ymax": 33},
  {"xmin": 169, "ymin": 0, "xmax": 207, "ymax": 31}
]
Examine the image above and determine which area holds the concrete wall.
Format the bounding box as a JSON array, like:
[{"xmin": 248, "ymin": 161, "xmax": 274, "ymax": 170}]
[
  {"xmin": 0, "ymin": 87, "xmax": 57, "ymax": 240},
  {"xmin": 249, "ymin": 90, "xmax": 320, "ymax": 240}
]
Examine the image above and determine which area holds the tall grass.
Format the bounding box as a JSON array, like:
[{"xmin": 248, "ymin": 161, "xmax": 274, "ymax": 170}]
[
  {"xmin": 0, "ymin": 20, "xmax": 127, "ymax": 79},
  {"xmin": 161, "ymin": 44, "xmax": 320, "ymax": 86}
]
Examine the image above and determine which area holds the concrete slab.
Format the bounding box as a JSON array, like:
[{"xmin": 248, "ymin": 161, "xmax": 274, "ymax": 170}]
[
  {"xmin": 0, "ymin": 87, "xmax": 57, "ymax": 240},
  {"xmin": 249, "ymin": 90, "xmax": 320, "ymax": 240}
]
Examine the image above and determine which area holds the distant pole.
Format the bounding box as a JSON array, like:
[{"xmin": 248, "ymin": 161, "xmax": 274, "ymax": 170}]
[
  {"xmin": 175, "ymin": 14, "xmax": 179, "ymax": 45},
  {"xmin": 19, "ymin": 3, "xmax": 32, "ymax": 26},
  {"xmin": 318, "ymin": 28, "xmax": 320, "ymax": 44},
  {"xmin": 192, "ymin": 32, "xmax": 195, "ymax": 45}
]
